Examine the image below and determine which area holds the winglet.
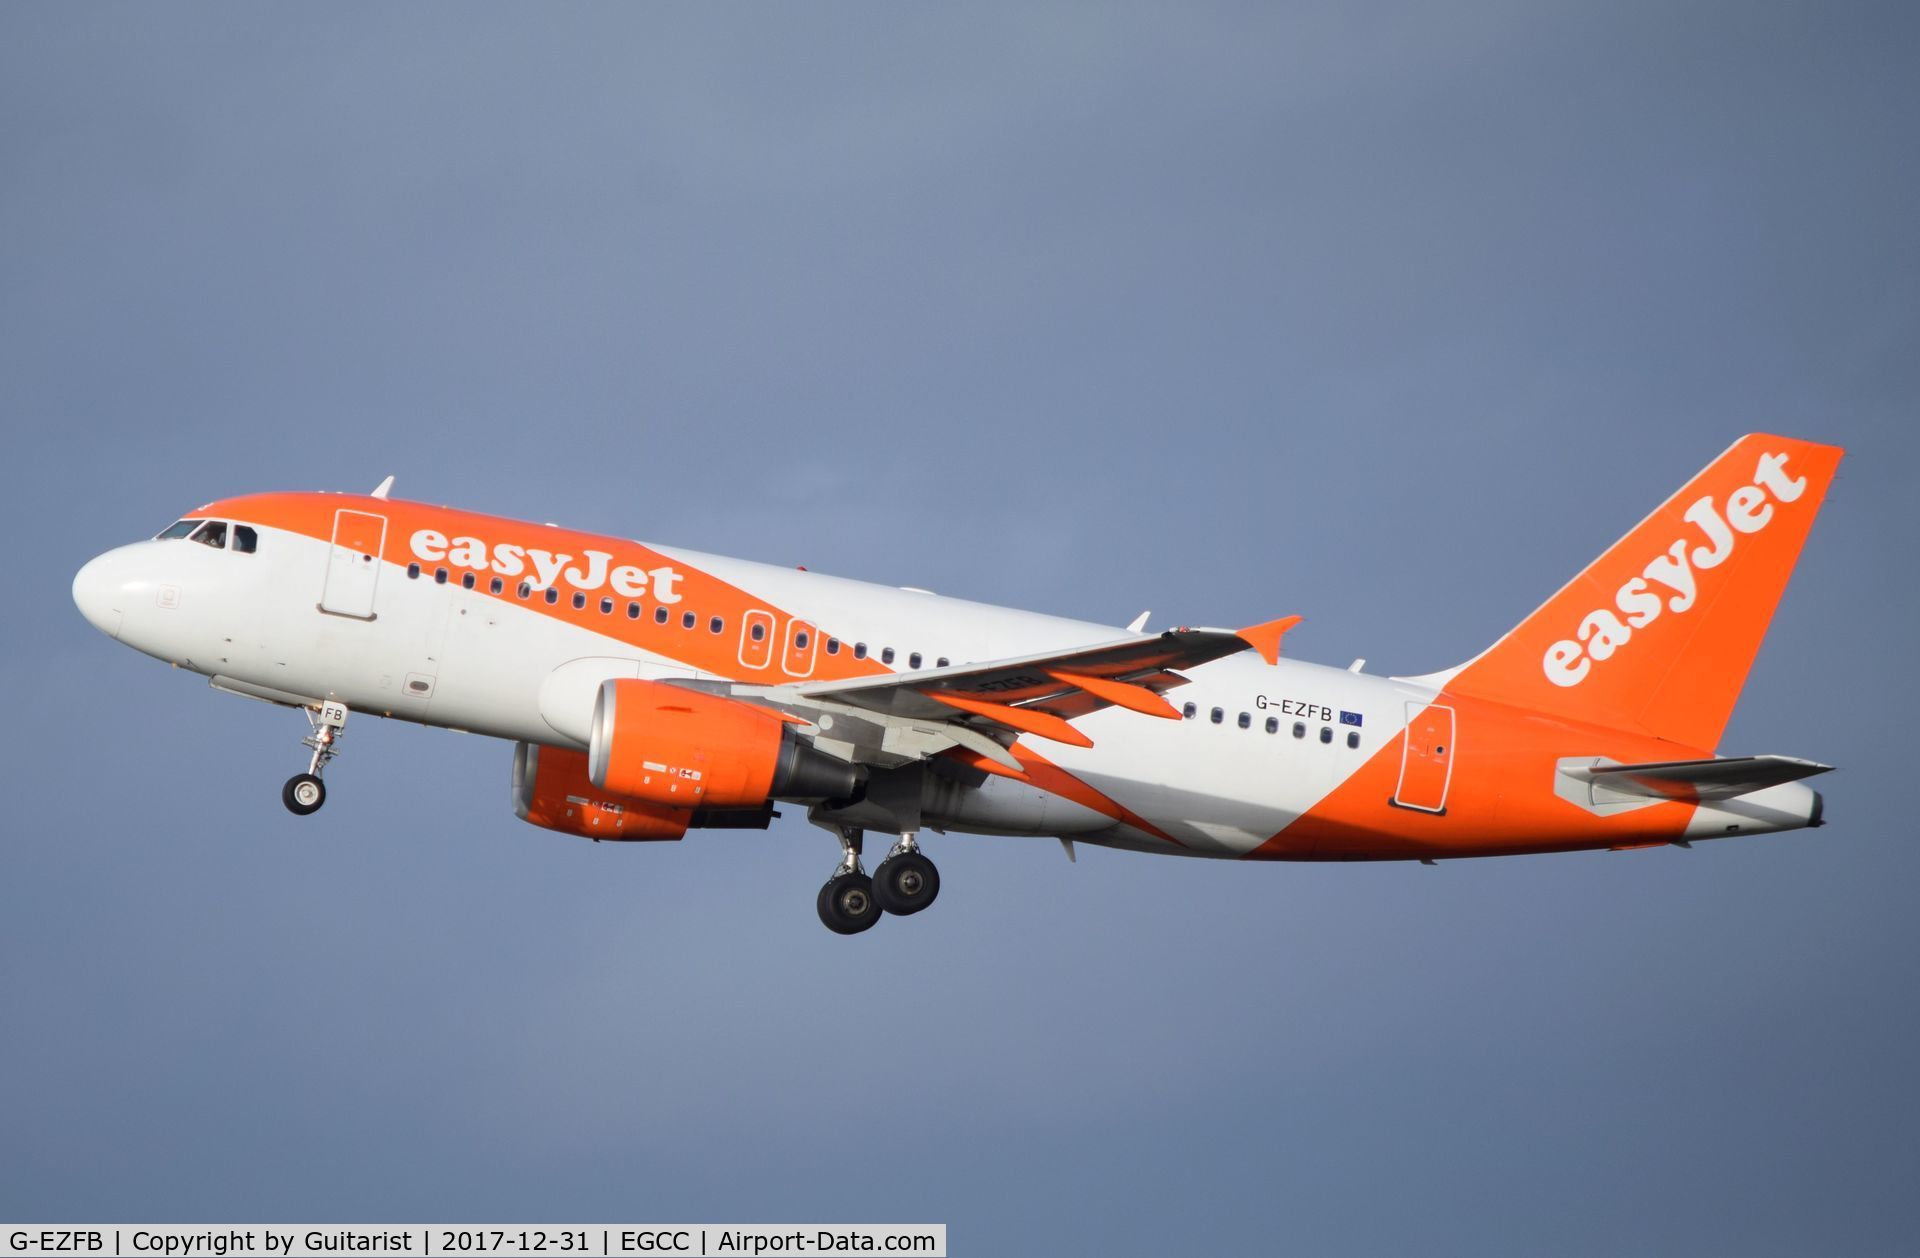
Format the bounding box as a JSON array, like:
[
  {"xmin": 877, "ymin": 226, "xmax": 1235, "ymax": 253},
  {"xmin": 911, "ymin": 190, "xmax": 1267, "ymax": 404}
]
[
  {"xmin": 371, "ymin": 475, "xmax": 395, "ymax": 500},
  {"xmin": 1237, "ymin": 615, "xmax": 1303, "ymax": 665}
]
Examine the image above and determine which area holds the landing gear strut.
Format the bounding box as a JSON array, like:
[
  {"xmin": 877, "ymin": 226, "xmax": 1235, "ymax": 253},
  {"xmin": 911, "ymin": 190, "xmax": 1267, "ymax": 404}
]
[
  {"xmin": 283, "ymin": 701, "xmax": 347, "ymax": 816},
  {"xmin": 873, "ymin": 832, "xmax": 940, "ymax": 916},
  {"xmin": 816, "ymin": 825, "xmax": 881, "ymax": 935}
]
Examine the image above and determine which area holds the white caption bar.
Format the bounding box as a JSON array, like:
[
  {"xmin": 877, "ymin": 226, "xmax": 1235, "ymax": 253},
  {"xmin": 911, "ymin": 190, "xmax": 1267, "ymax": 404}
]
[{"xmin": 3, "ymin": 1227, "xmax": 945, "ymax": 1258}]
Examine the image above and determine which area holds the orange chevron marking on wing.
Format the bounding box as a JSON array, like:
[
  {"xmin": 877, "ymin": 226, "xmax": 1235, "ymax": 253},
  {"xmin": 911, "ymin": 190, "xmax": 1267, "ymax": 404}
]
[
  {"xmin": 1045, "ymin": 670, "xmax": 1182, "ymax": 719},
  {"xmin": 927, "ymin": 693, "xmax": 1095, "ymax": 747}
]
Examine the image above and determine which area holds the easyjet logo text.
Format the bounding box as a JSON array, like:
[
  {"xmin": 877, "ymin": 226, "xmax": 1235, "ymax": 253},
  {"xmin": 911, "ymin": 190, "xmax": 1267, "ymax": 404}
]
[
  {"xmin": 409, "ymin": 529, "xmax": 684, "ymax": 602},
  {"xmin": 1542, "ymin": 451, "xmax": 1806, "ymax": 688}
]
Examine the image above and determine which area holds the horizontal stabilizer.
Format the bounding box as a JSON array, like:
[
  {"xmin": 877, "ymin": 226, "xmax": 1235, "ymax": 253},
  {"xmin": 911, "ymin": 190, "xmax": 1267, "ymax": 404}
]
[{"xmin": 1574, "ymin": 754, "xmax": 1833, "ymax": 803}]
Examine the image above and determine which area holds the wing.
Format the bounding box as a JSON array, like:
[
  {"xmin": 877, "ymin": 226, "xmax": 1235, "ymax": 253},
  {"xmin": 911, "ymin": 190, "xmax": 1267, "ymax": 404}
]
[{"xmin": 688, "ymin": 616, "xmax": 1301, "ymax": 772}]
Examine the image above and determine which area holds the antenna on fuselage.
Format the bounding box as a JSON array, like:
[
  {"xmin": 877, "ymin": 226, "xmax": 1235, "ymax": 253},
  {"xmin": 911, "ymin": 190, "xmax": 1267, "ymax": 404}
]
[{"xmin": 370, "ymin": 475, "xmax": 394, "ymax": 500}]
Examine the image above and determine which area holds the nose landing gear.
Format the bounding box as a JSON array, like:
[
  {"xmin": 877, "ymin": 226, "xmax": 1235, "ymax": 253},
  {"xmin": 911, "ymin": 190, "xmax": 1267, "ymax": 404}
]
[{"xmin": 283, "ymin": 701, "xmax": 348, "ymax": 816}]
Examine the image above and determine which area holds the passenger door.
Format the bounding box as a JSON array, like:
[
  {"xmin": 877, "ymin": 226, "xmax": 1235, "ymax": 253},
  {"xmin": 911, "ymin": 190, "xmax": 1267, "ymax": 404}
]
[
  {"xmin": 1392, "ymin": 702, "xmax": 1455, "ymax": 813},
  {"xmin": 320, "ymin": 509, "xmax": 387, "ymax": 620}
]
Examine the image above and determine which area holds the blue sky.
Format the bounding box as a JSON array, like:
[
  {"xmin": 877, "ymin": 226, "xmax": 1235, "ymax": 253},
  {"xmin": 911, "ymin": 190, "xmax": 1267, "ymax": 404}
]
[{"xmin": 3, "ymin": 5, "xmax": 1916, "ymax": 1253}]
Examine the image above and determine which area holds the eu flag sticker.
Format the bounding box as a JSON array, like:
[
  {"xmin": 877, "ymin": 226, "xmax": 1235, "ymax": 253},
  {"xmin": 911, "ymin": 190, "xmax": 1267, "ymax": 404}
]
[{"xmin": 1339, "ymin": 710, "xmax": 1363, "ymax": 727}]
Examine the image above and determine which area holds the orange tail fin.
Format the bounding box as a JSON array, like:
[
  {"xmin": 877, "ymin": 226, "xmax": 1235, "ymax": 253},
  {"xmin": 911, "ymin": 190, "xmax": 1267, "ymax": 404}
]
[{"xmin": 1437, "ymin": 434, "xmax": 1844, "ymax": 752}]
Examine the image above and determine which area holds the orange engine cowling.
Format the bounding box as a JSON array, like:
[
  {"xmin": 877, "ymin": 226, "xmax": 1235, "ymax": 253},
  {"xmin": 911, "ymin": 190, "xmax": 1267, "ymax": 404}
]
[
  {"xmin": 588, "ymin": 678, "xmax": 857, "ymax": 808},
  {"xmin": 512, "ymin": 741, "xmax": 692, "ymax": 841}
]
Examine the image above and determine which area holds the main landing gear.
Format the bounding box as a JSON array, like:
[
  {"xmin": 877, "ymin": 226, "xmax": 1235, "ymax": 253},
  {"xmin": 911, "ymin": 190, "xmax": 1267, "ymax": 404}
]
[
  {"xmin": 873, "ymin": 832, "xmax": 940, "ymax": 917},
  {"xmin": 283, "ymin": 700, "xmax": 348, "ymax": 816},
  {"xmin": 814, "ymin": 825, "xmax": 941, "ymax": 935}
]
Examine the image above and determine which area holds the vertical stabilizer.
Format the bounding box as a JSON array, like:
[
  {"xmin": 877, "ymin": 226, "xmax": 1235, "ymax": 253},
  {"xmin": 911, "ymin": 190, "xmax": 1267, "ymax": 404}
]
[{"xmin": 1439, "ymin": 434, "xmax": 1843, "ymax": 752}]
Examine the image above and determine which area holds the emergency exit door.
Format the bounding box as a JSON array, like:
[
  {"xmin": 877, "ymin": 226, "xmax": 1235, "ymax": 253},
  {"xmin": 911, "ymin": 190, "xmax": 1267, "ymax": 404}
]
[
  {"xmin": 1392, "ymin": 702, "xmax": 1455, "ymax": 813},
  {"xmin": 320, "ymin": 509, "xmax": 387, "ymax": 620}
]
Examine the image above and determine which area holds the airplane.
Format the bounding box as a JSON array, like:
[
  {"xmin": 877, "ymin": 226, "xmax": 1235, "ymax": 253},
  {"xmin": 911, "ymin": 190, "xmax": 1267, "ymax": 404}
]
[{"xmin": 71, "ymin": 434, "xmax": 1842, "ymax": 934}]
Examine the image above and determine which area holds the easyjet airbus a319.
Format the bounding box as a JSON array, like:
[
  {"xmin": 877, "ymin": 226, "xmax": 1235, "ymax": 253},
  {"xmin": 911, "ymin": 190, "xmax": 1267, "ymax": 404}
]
[{"xmin": 73, "ymin": 434, "xmax": 1841, "ymax": 933}]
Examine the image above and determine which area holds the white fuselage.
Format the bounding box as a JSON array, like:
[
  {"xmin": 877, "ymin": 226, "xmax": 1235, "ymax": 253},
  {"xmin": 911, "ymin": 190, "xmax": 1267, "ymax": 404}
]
[{"xmin": 75, "ymin": 515, "xmax": 1432, "ymax": 857}]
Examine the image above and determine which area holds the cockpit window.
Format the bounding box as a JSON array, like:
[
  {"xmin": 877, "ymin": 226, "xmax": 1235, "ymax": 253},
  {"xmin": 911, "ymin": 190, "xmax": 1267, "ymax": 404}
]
[
  {"xmin": 157, "ymin": 519, "xmax": 200, "ymax": 540},
  {"xmin": 188, "ymin": 520, "xmax": 228, "ymax": 549},
  {"xmin": 232, "ymin": 525, "xmax": 258, "ymax": 554}
]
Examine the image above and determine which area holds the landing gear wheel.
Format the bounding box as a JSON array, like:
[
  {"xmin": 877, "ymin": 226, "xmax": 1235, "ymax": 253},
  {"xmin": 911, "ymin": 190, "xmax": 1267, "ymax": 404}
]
[
  {"xmin": 282, "ymin": 773, "xmax": 326, "ymax": 816},
  {"xmin": 873, "ymin": 851, "xmax": 940, "ymax": 916},
  {"xmin": 817, "ymin": 873, "xmax": 881, "ymax": 935}
]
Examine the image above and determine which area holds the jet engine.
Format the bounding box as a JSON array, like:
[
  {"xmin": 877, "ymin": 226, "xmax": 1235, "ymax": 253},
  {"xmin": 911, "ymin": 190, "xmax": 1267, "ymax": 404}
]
[
  {"xmin": 512, "ymin": 740, "xmax": 692, "ymax": 841},
  {"xmin": 587, "ymin": 678, "xmax": 857, "ymax": 808}
]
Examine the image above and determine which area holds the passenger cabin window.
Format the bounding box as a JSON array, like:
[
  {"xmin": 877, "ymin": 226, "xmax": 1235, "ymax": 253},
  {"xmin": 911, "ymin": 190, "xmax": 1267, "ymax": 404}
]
[
  {"xmin": 937, "ymin": 657, "xmax": 950, "ymax": 668},
  {"xmin": 826, "ymin": 638, "xmax": 841, "ymax": 655},
  {"xmin": 854, "ymin": 643, "xmax": 868, "ymax": 660},
  {"xmin": 909, "ymin": 652, "xmax": 923, "ymax": 670},
  {"xmin": 881, "ymin": 647, "xmax": 895, "ymax": 665},
  {"xmin": 462, "ymin": 572, "xmax": 476, "ymax": 590},
  {"xmin": 407, "ymin": 563, "xmax": 421, "ymax": 579},
  {"xmin": 1293, "ymin": 722, "xmax": 1306, "ymax": 738},
  {"xmin": 517, "ymin": 581, "xmax": 532, "ymax": 599},
  {"xmin": 682, "ymin": 611, "xmax": 697, "ymax": 629},
  {"xmin": 750, "ymin": 622, "xmax": 766, "ymax": 642},
  {"xmin": 157, "ymin": 519, "xmax": 201, "ymax": 540},
  {"xmin": 654, "ymin": 606, "xmax": 669, "ymax": 625},
  {"xmin": 490, "ymin": 577, "xmax": 504, "ymax": 595},
  {"xmin": 434, "ymin": 567, "xmax": 449, "ymax": 584},
  {"xmin": 572, "ymin": 592, "xmax": 587, "ymax": 610},
  {"xmin": 1320, "ymin": 726, "xmax": 1333, "ymax": 743},
  {"xmin": 600, "ymin": 597, "xmax": 614, "ymax": 614},
  {"xmin": 1266, "ymin": 717, "xmax": 1279, "ymax": 734},
  {"xmin": 1210, "ymin": 707, "xmax": 1224, "ymax": 724},
  {"xmin": 710, "ymin": 616, "xmax": 724, "ymax": 634},
  {"xmin": 1347, "ymin": 731, "xmax": 1361, "ymax": 749},
  {"xmin": 544, "ymin": 588, "xmax": 559, "ymax": 605},
  {"xmin": 1183, "ymin": 702, "xmax": 1197, "ymax": 720},
  {"xmin": 189, "ymin": 521, "xmax": 228, "ymax": 549},
  {"xmin": 232, "ymin": 526, "xmax": 257, "ymax": 554},
  {"xmin": 627, "ymin": 602, "xmax": 640, "ymax": 620},
  {"xmin": 795, "ymin": 631, "xmax": 810, "ymax": 650},
  {"xmin": 1238, "ymin": 711, "xmax": 1251, "ymax": 729}
]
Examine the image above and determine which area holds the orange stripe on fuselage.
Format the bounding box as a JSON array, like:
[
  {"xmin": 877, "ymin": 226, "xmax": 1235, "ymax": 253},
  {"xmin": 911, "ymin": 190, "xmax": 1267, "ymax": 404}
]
[
  {"xmin": 952, "ymin": 744, "xmax": 1186, "ymax": 849},
  {"xmin": 1248, "ymin": 693, "xmax": 1701, "ymax": 861},
  {"xmin": 196, "ymin": 492, "xmax": 895, "ymax": 686}
]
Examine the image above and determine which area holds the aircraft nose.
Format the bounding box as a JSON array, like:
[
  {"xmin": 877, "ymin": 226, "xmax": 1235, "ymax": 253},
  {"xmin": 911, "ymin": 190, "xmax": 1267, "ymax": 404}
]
[{"xmin": 72, "ymin": 551, "xmax": 127, "ymax": 640}]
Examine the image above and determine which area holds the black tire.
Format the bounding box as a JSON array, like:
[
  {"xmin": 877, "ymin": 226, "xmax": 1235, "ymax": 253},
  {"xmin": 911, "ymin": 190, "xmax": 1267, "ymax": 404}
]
[
  {"xmin": 282, "ymin": 773, "xmax": 326, "ymax": 816},
  {"xmin": 872, "ymin": 851, "xmax": 940, "ymax": 916},
  {"xmin": 816, "ymin": 872, "xmax": 881, "ymax": 935}
]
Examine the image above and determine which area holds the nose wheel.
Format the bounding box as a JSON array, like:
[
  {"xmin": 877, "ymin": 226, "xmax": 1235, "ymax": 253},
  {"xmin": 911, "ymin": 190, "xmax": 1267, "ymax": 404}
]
[
  {"xmin": 282, "ymin": 773, "xmax": 326, "ymax": 815},
  {"xmin": 284, "ymin": 701, "xmax": 348, "ymax": 816}
]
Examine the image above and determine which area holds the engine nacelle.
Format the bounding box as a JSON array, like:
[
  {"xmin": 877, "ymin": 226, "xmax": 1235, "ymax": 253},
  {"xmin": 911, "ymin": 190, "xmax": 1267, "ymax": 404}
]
[
  {"xmin": 512, "ymin": 741, "xmax": 691, "ymax": 841},
  {"xmin": 588, "ymin": 678, "xmax": 857, "ymax": 808}
]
